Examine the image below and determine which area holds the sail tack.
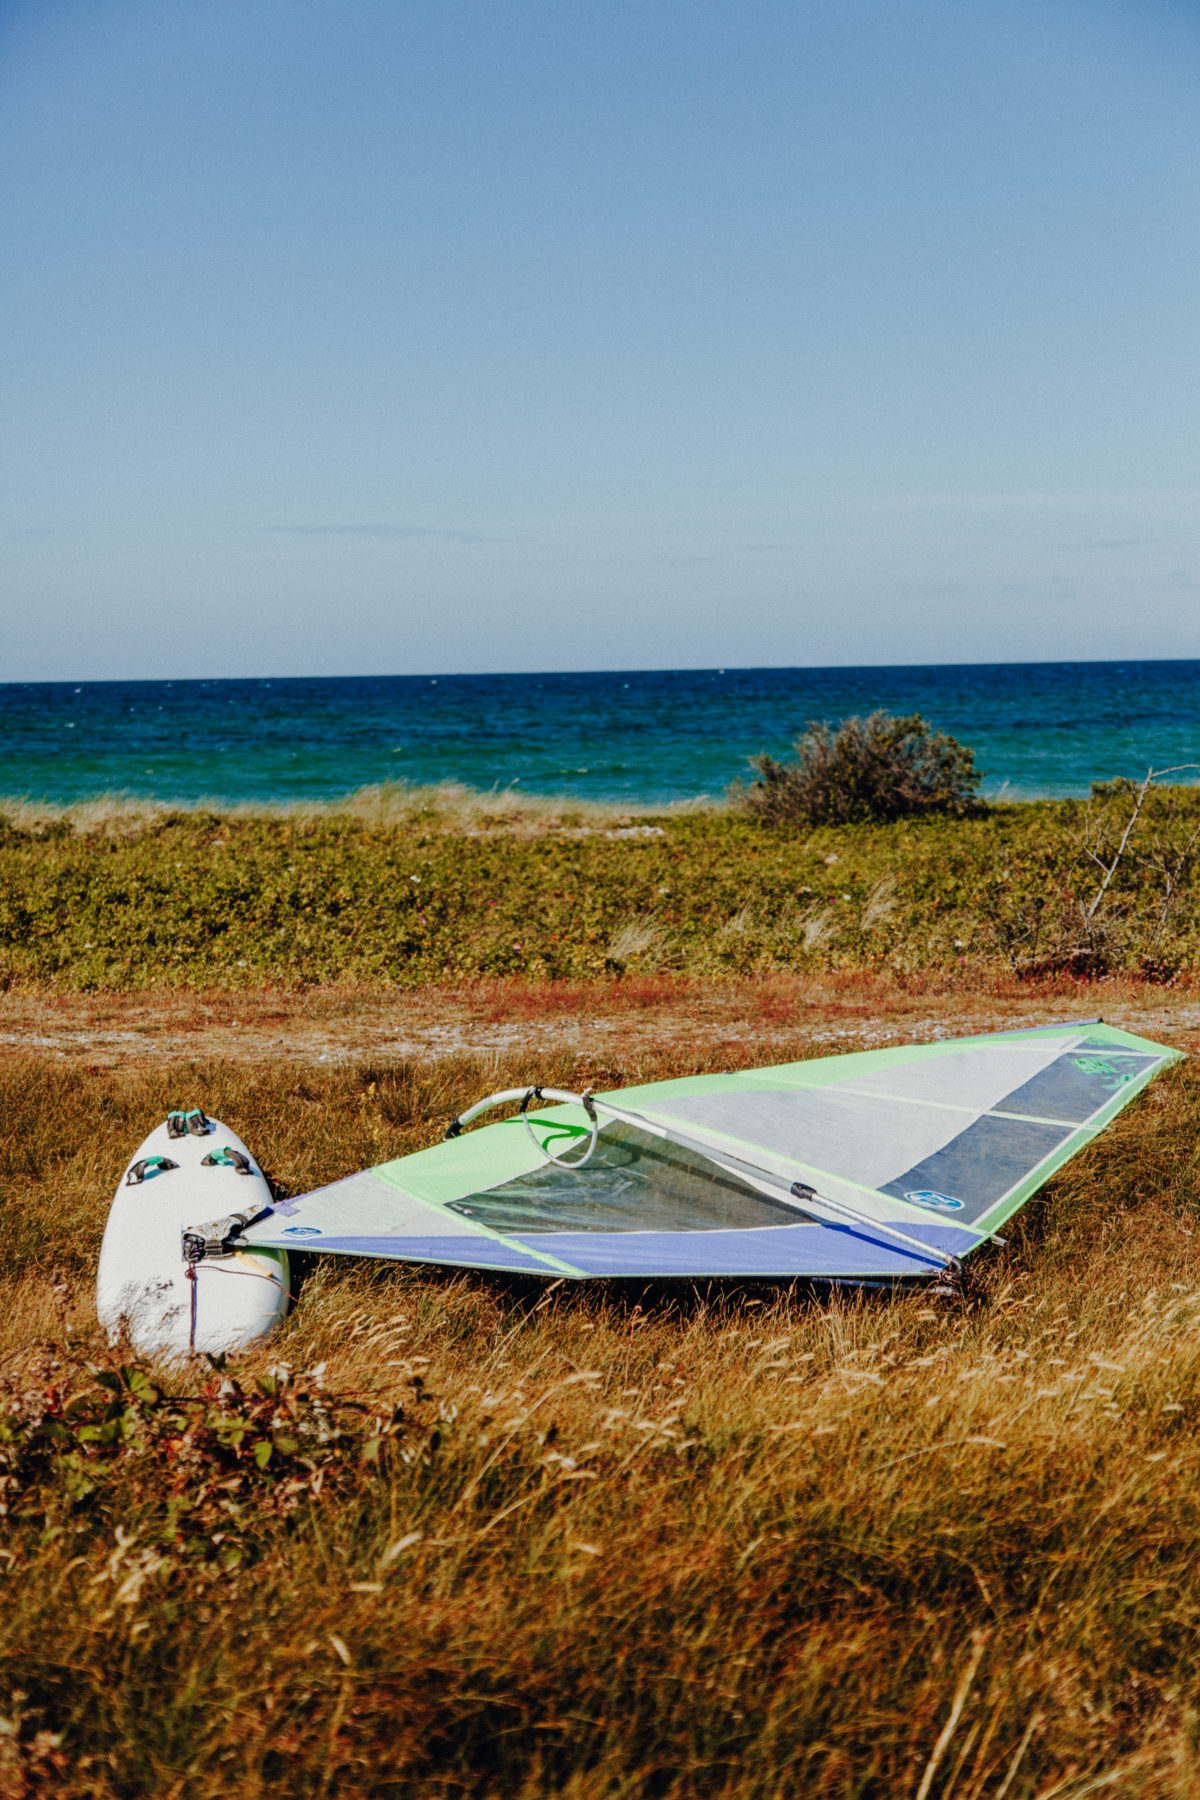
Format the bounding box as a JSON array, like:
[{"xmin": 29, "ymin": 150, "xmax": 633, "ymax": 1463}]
[{"xmin": 241, "ymin": 1021, "xmax": 1180, "ymax": 1284}]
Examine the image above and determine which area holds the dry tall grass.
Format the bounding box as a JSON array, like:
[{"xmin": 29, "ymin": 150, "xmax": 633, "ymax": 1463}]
[
  {"xmin": 0, "ymin": 781, "xmax": 700, "ymax": 840},
  {"xmin": 3, "ymin": 1042, "xmax": 1200, "ymax": 1796}
]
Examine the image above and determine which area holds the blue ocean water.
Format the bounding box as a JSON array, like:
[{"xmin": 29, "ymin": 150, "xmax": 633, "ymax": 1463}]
[{"xmin": 2, "ymin": 663, "xmax": 1198, "ymax": 807}]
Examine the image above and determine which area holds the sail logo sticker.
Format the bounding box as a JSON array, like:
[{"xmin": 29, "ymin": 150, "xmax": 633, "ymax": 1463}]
[
  {"xmin": 904, "ymin": 1190, "xmax": 964, "ymax": 1212},
  {"xmin": 1072, "ymin": 1056, "xmax": 1128, "ymax": 1085},
  {"xmin": 283, "ymin": 1225, "xmax": 323, "ymax": 1237}
]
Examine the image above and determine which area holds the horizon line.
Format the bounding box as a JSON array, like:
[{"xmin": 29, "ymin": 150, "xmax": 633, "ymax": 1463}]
[{"xmin": 5, "ymin": 654, "xmax": 1200, "ymax": 689}]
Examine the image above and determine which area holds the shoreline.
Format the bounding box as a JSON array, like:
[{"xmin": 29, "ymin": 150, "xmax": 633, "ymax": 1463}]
[{"xmin": 5, "ymin": 777, "xmax": 1199, "ymax": 825}]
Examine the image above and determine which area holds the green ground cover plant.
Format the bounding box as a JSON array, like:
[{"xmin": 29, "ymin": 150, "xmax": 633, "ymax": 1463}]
[
  {"xmin": 1, "ymin": 781, "xmax": 1199, "ymax": 989},
  {"xmin": 3, "ymin": 1046, "xmax": 1200, "ymax": 1797}
]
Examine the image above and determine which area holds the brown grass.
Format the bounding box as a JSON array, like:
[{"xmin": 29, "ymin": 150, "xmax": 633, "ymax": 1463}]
[
  {"xmin": 4, "ymin": 1040, "xmax": 1200, "ymax": 1796},
  {"xmin": 2, "ymin": 968, "xmax": 1197, "ymax": 1070},
  {"xmin": 4, "ymin": 979, "xmax": 1194, "ymax": 1087}
]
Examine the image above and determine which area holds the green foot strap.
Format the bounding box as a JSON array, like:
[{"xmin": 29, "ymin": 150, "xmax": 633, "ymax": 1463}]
[{"xmin": 201, "ymin": 1147, "xmax": 253, "ymax": 1176}]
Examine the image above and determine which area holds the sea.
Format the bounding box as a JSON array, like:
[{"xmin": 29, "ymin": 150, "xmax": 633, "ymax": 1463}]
[{"xmin": 2, "ymin": 661, "xmax": 1199, "ymax": 808}]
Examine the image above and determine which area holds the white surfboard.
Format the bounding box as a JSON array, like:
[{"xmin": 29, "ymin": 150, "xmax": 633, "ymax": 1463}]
[{"xmin": 96, "ymin": 1109, "xmax": 290, "ymax": 1360}]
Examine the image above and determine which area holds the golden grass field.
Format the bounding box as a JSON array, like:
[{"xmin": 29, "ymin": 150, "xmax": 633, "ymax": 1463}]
[{"xmin": 4, "ymin": 791, "xmax": 1200, "ymax": 1797}]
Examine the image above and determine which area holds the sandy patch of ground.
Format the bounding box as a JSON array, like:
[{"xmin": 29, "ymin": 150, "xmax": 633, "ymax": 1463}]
[{"xmin": 2, "ymin": 973, "xmax": 1198, "ymax": 1067}]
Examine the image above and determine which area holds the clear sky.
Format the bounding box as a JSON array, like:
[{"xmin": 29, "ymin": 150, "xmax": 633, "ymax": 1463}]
[{"xmin": 2, "ymin": 0, "xmax": 1198, "ymax": 680}]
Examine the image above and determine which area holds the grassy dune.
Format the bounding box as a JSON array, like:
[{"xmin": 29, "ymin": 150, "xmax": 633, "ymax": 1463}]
[
  {"xmin": 2, "ymin": 782, "xmax": 1200, "ymax": 988},
  {"xmin": 5, "ymin": 1046, "xmax": 1200, "ymax": 1797}
]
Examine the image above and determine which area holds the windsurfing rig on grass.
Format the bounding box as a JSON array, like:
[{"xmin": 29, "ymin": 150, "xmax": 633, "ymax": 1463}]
[{"xmin": 205, "ymin": 1019, "xmax": 1182, "ymax": 1306}]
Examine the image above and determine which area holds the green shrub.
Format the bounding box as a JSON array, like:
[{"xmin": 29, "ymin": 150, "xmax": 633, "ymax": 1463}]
[{"xmin": 741, "ymin": 710, "xmax": 982, "ymax": 826}]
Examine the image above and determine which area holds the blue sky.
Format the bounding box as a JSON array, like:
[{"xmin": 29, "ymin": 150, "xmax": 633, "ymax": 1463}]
[{"xmin": 2, "ymin": 0, "xmax": 1198, "ymax": 679}]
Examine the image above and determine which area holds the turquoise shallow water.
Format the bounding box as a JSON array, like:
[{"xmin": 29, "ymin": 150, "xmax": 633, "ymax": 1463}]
[{"xmin": 2, "ymin": 662, "xmax": 1198, "ymax": 807}]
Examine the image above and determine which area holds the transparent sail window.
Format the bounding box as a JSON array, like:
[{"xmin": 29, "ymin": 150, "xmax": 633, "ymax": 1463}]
[{"xmin": 445, "ymin": 1123, "xmax": 812, "ymax": 1236}]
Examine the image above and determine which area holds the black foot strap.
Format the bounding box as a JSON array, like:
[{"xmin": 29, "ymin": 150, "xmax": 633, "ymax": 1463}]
[
  {"xmin": 168, "ymin": 1108, "xmax": 211, "ymax": 1139},
  {"xmin": 201, "ymin": 1148, "xmax": 253, "ymax": 1175},
  {"xmin": 126, "ymin": 1156, "xmax": 180, "ymax": 1186}
]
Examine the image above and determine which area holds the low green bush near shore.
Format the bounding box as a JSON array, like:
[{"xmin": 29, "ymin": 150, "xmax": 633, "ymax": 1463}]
[
  {"xmin": 742, "ymin": 710, "xmax": 982, "ymax": 826},
  {"xmin": 1, "ymin": 780, "xmax": 1198, "ymax": 987},
  {"xmin": 3, "ymin": 1048, "xmax": 1200, "ymax": 1798}
]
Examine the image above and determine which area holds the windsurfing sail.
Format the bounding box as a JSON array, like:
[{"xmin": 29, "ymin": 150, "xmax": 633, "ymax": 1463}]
[{"xmin": 238, "ymin": 1021, "xmax": 1181, "ymax": 1285}]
